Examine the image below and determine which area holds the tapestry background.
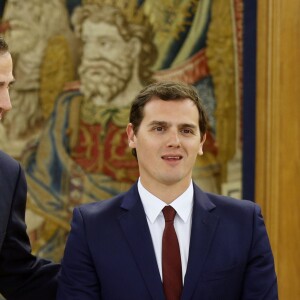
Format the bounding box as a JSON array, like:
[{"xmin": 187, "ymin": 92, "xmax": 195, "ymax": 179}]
[{"xmin": 0, "ymin": 0, "xmax": 244, "ymax": 262}]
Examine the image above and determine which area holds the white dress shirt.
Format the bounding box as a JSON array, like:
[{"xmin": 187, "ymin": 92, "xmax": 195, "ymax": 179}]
[{"xmin": 138, "ymin": 179, "xmax": 194, "ymax": 283}]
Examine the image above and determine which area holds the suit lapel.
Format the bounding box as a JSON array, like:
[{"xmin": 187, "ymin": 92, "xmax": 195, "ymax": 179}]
[
  {"xmin": 181, "ymin": 184, "xmax": 219, "ymax": 300},
  {"xmin": 118, "ymin": 184, "xmax": 165, "ymax": 300}
]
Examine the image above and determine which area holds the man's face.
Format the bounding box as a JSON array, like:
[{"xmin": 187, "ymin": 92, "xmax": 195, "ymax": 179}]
[
  {"xmin": 3, "ymin": 0, "xmax": 41, "ymax": 53},
  {"xmin": 127, "ymin": 98, "xmax": 206, "ymax": 191},
  {"xmin": 78, "ymin": 20, "xmax": 137, "ymax": 105},
  {"xmin": 0, "ymin": 52, "xmax": 14, "ymax": 120}
]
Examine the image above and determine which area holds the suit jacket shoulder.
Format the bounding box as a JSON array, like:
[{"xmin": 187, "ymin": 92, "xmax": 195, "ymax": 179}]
[
  {"xmin": 75, "ymin": 185, "xmax": 139, "ymax": 235},
  {"xmin": 0, "ymin": 150, "xmax": 20, "ymax": 178}
]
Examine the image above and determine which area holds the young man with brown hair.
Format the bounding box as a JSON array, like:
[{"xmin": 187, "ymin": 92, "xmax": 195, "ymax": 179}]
[{"xmin": 58, "ymin": 81, "xmax": 278, "ymax": 300}]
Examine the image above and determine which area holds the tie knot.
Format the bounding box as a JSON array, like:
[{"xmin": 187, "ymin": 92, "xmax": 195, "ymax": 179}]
[{"xmin": 162, "ymin": 206, "xmax": 177, "ymax": 222}]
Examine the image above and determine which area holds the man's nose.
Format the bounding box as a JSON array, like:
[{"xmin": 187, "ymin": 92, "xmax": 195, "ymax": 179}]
[{"xmin": 167, "ymin": 130, "xmax": 181, "ymax": 148}]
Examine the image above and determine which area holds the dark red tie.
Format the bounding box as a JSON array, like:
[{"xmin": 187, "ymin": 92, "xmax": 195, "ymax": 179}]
[{"xmin": 162, "ymin": 206, "xmax": 183, "ymax": 300}]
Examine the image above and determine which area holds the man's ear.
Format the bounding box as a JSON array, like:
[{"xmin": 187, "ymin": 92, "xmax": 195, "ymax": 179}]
[
  {"xmin": 198, "ymin": 133, "xmax": 207, "ymax": 156},
  {"xmin": 126, "ymin": 123, "xmax": 136, "ymax": 149}
]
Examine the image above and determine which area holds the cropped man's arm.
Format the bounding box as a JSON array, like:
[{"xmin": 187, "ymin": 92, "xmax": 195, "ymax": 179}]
[
  {"xmin": 0, "ymin": 164, "xmax": 60, "ymax": 300},
  {"xmin": 57, "ymin": 207, "xmax": 101, "ymax": 300},
  {"xmin": 241, "ymin": 204, "xmax": 278, "ymax": 299}
]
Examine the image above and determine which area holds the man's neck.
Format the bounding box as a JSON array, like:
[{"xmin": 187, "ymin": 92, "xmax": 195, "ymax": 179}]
[{"xmin": 139, "ymin": 178, "xmax": 192, "ymax": 204}]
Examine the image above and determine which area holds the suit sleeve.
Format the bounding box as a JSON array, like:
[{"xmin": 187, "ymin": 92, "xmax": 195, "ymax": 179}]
[
  {"xmin": 241, "ymin": 204, "xmax": 278, "ymax": 299},
  {"xmin": 57, "ymin": 207, "xmax": 101, "ymax": 300},
  {"xmin": 0, "ymin": 162, "xmax": 60, "ymax": 300}
]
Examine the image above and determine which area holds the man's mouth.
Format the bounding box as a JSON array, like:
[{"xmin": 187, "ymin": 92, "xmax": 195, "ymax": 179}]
[{"xmin": 161, "ymin": 155, "xmax": 183, "ymax": 160}]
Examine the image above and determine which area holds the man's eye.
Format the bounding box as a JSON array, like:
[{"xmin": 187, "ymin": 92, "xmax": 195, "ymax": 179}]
[
  {"xmin": 182, "ymin": 129, "xmax": 193, "ymax": 134},
  {"xmin": 154, "ymin": 127, "xmax": 164, "ymax": 132}
]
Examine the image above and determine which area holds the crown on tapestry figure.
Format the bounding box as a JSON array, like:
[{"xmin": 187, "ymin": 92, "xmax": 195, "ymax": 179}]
[{"xmin": 82, "ymin": 0, "xmax": 146, "ymax": 25}]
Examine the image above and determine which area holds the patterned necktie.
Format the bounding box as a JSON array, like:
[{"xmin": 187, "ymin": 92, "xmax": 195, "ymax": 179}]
[{"xmin": 162, "ymin": 206, "xmax": 183, "ymax": 300}]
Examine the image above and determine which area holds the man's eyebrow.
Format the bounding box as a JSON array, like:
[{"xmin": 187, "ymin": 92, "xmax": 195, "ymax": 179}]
[
  {"xmin": 179, "ymin": 123, "xmax": 198, "ymax": 129},
  {"xmin": 147, "ymin": 121, "xmax": 198, "ymax": 129},
  {"xmin": 147, "ymin": 121, "xmax": 168, "ymax": 127}
]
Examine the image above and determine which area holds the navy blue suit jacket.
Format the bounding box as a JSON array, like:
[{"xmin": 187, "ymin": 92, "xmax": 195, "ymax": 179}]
[
  {"xmin": 0, "ymin": 151, "xmax": 59, "ymax": 300},
  {"xmin": 57, "ymin": 182, "xmax": 278, "ymax": 300}
]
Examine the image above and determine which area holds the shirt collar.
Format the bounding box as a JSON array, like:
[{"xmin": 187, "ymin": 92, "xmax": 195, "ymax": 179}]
[{"xmin": 138, "ymin": 179, "xmax": 194, "ymax": 224}]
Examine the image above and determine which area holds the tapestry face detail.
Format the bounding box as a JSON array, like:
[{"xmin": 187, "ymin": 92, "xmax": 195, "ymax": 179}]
[{"xmin": 0, "ymin": 0, "xmax": 243, "ymax": 261}]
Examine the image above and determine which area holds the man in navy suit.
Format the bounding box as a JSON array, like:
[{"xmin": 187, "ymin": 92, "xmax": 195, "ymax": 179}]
[
  {"xmin": 58, "ymin": 81, "xmax": 278, "ymax": 299},
  {"xmin": 0, "ymin": 37, "xmax": 59, "ymax": 299}
]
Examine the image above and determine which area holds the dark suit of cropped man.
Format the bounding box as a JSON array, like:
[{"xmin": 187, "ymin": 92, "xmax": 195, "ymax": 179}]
[
  {"xmin": 0, "ymin": 150, "xmax": 60, "ymax": 300},
  {"xmin": 57, "ymin": 182, "xmax": 278, "ymax": 300}
]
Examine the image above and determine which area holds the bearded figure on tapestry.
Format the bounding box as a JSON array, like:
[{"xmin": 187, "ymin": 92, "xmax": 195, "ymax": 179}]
[{"xmin": 20, "ymin": 0, "xmax": 242, "ymax": 262}]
